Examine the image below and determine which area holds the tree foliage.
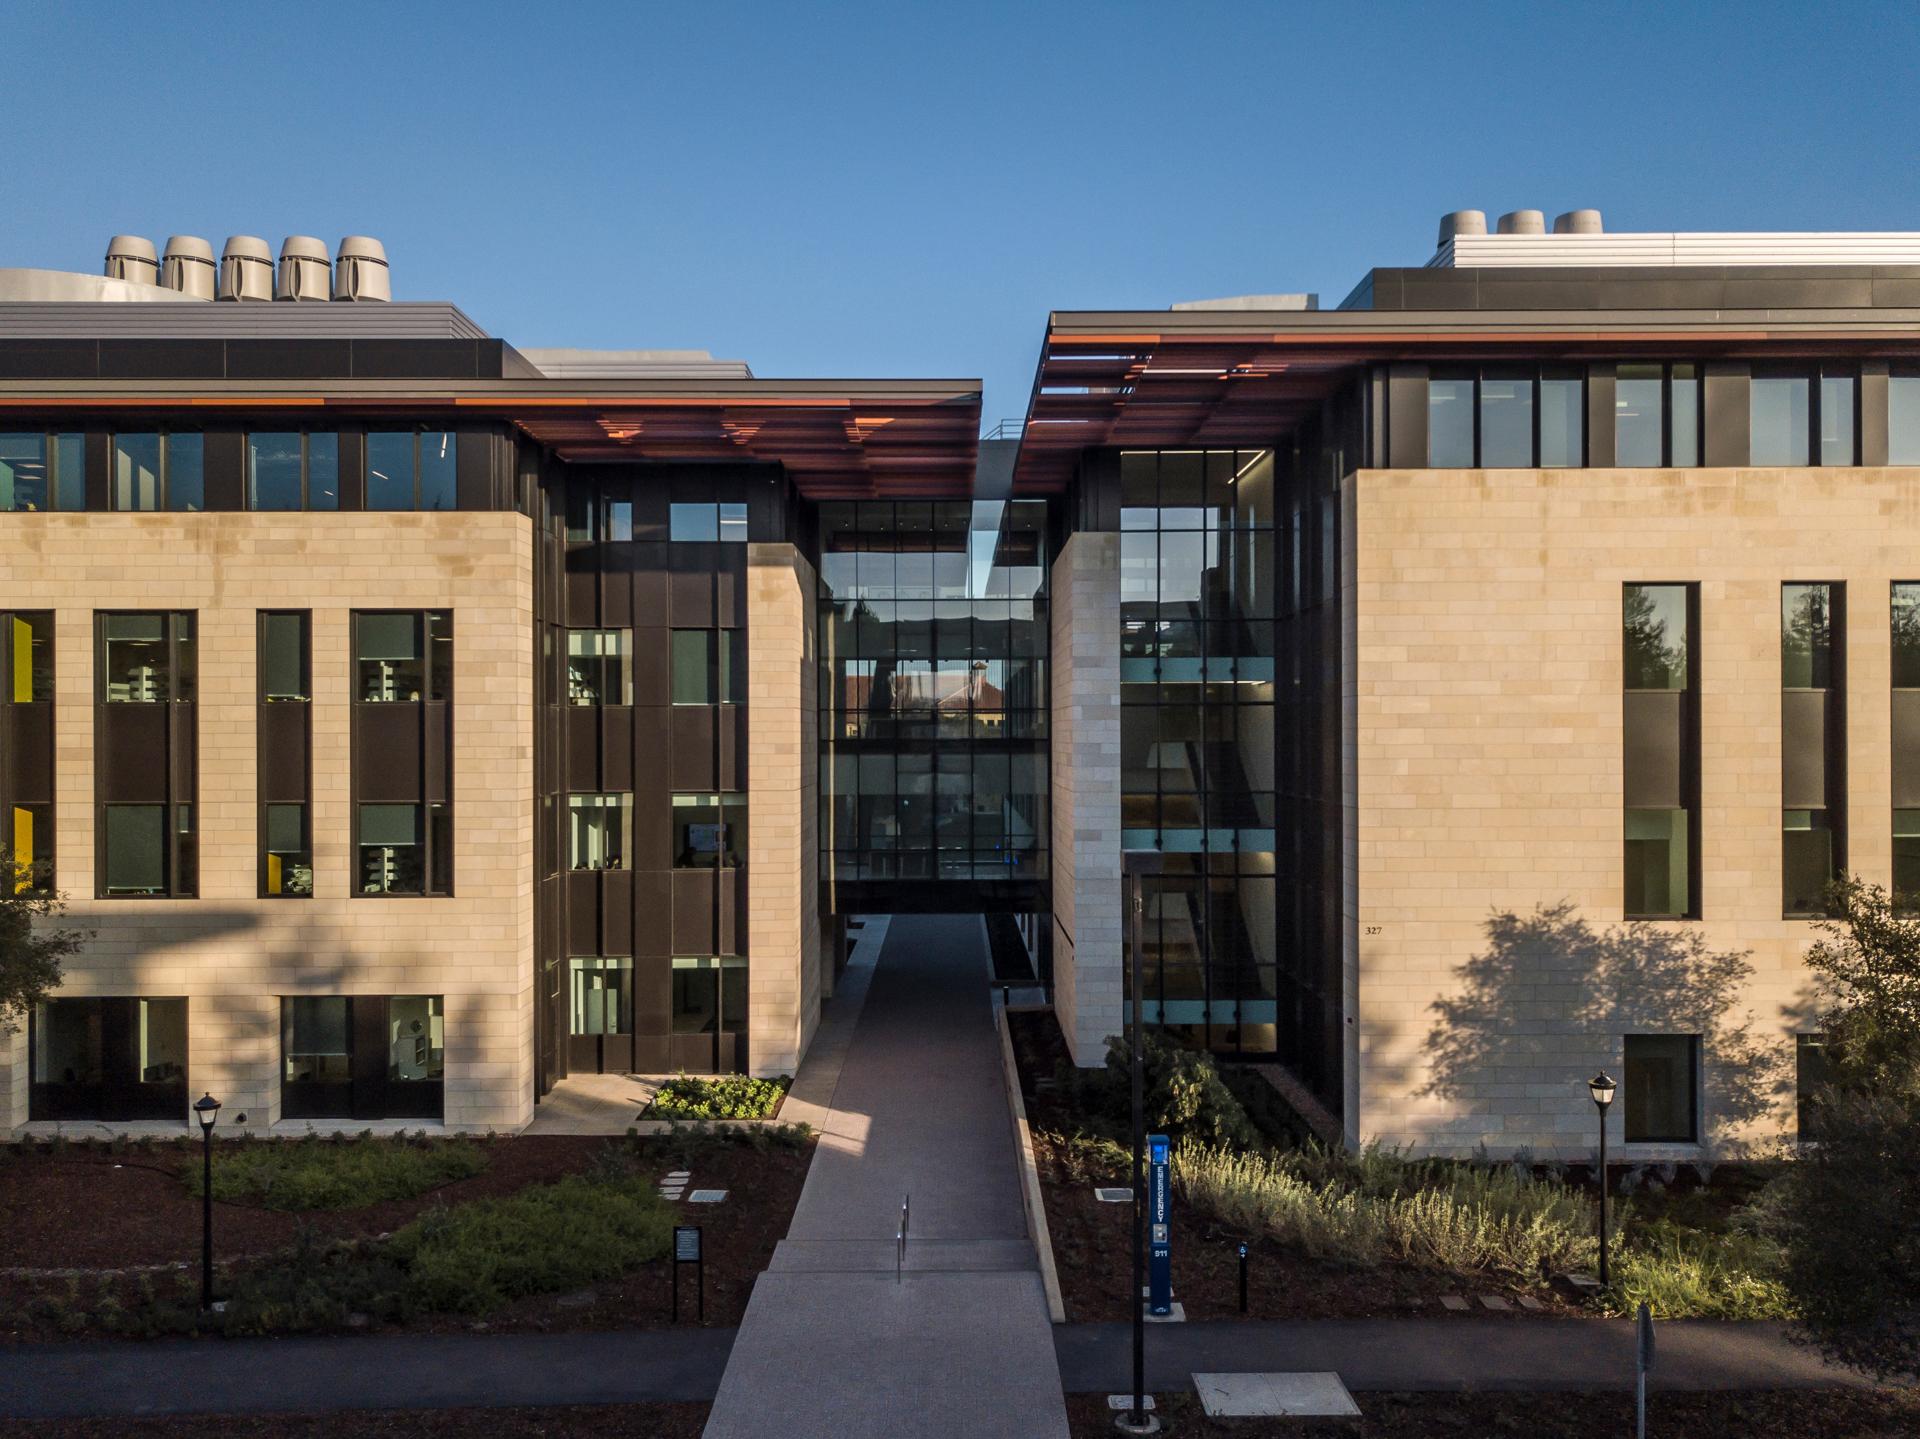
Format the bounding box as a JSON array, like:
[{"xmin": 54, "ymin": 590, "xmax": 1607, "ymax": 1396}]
[
  {"xmin": 0, "ymin": 851, "xmax": 85, "ymax": 1034},
  {"xmin": 1773, "ymin": 877, "xmax": 1920, "ymax": 1377}
]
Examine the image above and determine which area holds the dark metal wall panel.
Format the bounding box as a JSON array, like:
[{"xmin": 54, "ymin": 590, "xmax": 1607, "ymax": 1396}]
[
  {"xmin": 671, "ymin": 707, "xmax": 717, "ymax": 791},
  {"xmin": 1895, "ymin": 692, "xmax": 1920, "ymax": 808},
  {"xmin": 566, "ymin": 871, "xmax": 599, "ymax": 954},
  {"xmin": 1385, "ymin": 364, "xmax": 1429, "ymax": 468},
  {"xmin": 258, "ymin": 703, "xmax": 310, "ymax": 804},
  {"xmin": 84, "ymin": 432, "xmax": 109, "ymax": 510},
  {"xmin": 7, "ymin": 705, "xmax": 53, "ymax": 803},
  {"xmin": 1862, "ymin": 362, "xmax": 1891, "ymax": 466},
  {"xmin": 717, "ymin": 548, "xmax": 746, "ymax": 628},
  {"xmin": 565, "ymin": 707, "xmax": 601, "ymax": 791},
  {"xmin": 336, "ymin": 430, "xmax": 366, "ymax": 511},
  {"xmin": 203, "ymin": 431, "xmax": 245, "ymax": 511},
  {"xmin": 456, "ymin": 430, "xmax": 496, "ymax": 511},
  {"xmin": 424, "ymin": 703, "xmax": 452, "ymax": 804},
  {"xmin": 600, "ymin": 708, "xmax": 634, "ymax": 793},
  {"xmin": 602, "ymin": 869, "xmax": 635, "ymax": 955},
  {"xmin": 1781, "ymin": 691, "xmax": 1829, "ymax": 809},
  {"xmin": 633, "ymin": 625, "xmax": 670, "ymax": 703},
  {"xmin": 1622, "ymin": 691, "xmax": 1684, "ymax": 808},
  {"xmin": 353, "ymin": 705, "xmax": 424, "ymax": 801},
  {"xmin": 100, "ymin": 706, "xmax": 170, "ymax": 801},
  {"xmin": 719, "ymin": 704, "xmax": 745, "ymax": 791},
  {"xmin": 1586, "ymin": 365, "xmax": 1617, "ymax": 467},
  {"xmin": 633, "ymin": 872, "xmax": 673, "ymax": 956},
  {"xmin": 672, "ymin": 871, "xmax": 716, "ymax": 953},
  {"xmin": 669, "ymin": 550, "xmax": 716, "ymax": 627},
  {"xmin": 1704, "ymin": 363, "xmax": 1750, "ymax": 467}
]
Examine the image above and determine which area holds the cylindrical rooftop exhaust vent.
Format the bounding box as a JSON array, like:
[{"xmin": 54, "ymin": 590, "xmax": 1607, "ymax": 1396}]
[
  {"xmin": 160, "ymin": 236, "xmax": 216, "ymax": 300},
  {"xmin": 1436, "ymin": 210, "xmax": 1487, "ymax": 247},
  {"xmin": 275, "ymin": 236, "xmax": 331, "ymax": 301},
  {"xmin": 1553, "ymin": 209, "xmax": 1604, "ymax": 234},
  {"xmin": 1496, "ymin": 209, "xmax": 1546, "ymax": 235},
  {"xmin": 219, "ymin": 236, "xmax": 274, "ymax": 301},
  {"xmin": 105, "ymin": 235, "xmax": 160, "ymax": 284},
  {"xmin": 332, "ymin": 235, "xmax": 391, "ymax": 301}
]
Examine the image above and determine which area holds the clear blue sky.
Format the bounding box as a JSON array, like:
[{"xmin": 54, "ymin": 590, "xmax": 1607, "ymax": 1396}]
[{"xmin": 4, "ymin": 1, "xmax": 1916, "ymax": 422}]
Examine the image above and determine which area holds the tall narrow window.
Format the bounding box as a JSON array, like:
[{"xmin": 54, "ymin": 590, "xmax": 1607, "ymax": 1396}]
[
  {"xmin": 570, "ymin": 957, "xmax": 633, "ymax": 1036},
  {"xmin": 1782, "ymin": 584, "xmax": 1844, "ymax": 917},
  {"xmin": 568, "ymin": 793, "xmax": 633, "ymax": 871},
  {"xmin": 1819, "ymin": 368, "xmax": 1857, "ymax": 466},
  {"xmin": 1892, "ymin": 584, "xmax": 1920, "ymax": 914},
  {"xmin": 3, "ymin": 611, "xmax": 53, "ymax": 894},
  {"xmin": 1623, "ymin": 584, "xmax": 1697, "ymax": 918},
  {"xmin": 259, "ymin": 611, "xmax": 312, "ymax": 897},
  {"xmin": 1890, "ymin": 371, "xmax": 1920, "ymax": 465},
  {"xmin": 1751, "ymin": 373, "xmax": 1812, "ymax": 466},
  {"xmin": 96, "ymin": 612, "xmax": 196, "ymax": 898},
  {"xmin": 1538, "ymin": 368, "xmax": 1584, "ymax": 467},
  {"xmin": 1478, "ymin": 368, "xmax": 1534, "ymax": 467}
]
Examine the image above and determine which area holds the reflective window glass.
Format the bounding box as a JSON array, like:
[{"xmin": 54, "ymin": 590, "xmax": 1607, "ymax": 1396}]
[
  {"xmin": 1819, "ymin": 371, "xmax": 1855, "ymax": 466},
  {"xmin": 0, "ymin": 434, "xmax": 48, "ymax": 512},
  {"xmin": 104, "ymin": 804, "xmax": 166, "ymax": 895},
  {"xmin": 1479, "ymin": 371, "xmax": 1534, "ymax": 467},
  {"xmin": 1539, "ymin": 371, "xmax": 1583, "ymax": 467},
  {"xmin": 1894, "ymin": 584, "xmax": 1920, "ymax": 688},
  {"xmin": 567, "ymin": 628, "xmax": 632, "ymax": 705},
  {"xmin": 284, "ymin": 997, "xmax": 350, "ymax": 1083},
  {"xmin": 1625, "ymin": 808, "xmax": 1690, "ymax": 918},
  {"xmin": 248, "ymin": 433, "xmax": 304, "ymax": 511},
  {"xmin": 260, "ymin": 611, "xmax": 310, "ymax": 701},
  {"xmin": 1752, "ymin": 375, "xmax": 1811, "ymax": 465},
  {"xmin": 308, "ymin": 433, "xmax": 340, "ymax": 510},
  {"xmin": 568, "ymin": 793, "xmax": 632, "ymax": 871},
  {"xmin": 1670, "ymin": 365, "xmax": 1700, "ymax": 466},
  {"xmin": 164, "ymin": 434, "xmax": 203, "ymax": 511},
  {"xmin": 1615, "ymin": 365, "xmax": 1665, "ymax": 466},
  {"xmin": 366, "ymin": 432, "xmax": 414, "ymax": 510},
  {"xmin": 1624, "ymin": 585, "xmax": 1688, "ymax": 690},
  {"xmin": 571, "ymin": 957, "xmax": 633, "ymax": 1036},
  {"xmin": 1427, "ymin": 377, "xmax": 1474, "ymax": 466},
  {"xmin": 1781, "ymin": 584, "xmax": 1833, "ymax": 689},
  {"xmin": 388, "ymin": 996, "xmax": 443, "ymax": 1080},
  {"xmin": 357, "ymin": 613, "xmax": 422, "ymax": 701},
  {"xmin": 112, "ymin": 433, "xmax": 162, "ymax": 511},
  {"xmin": 1891, "ymin": 375, "xmax": 1920, "ymax": 465},
  {"xmin": 670, "ymin": 503, "xmax": 719, "ymax": 541},
  {"xmin": 359, "ymin": 803, "xmax": 423, "ymax": 893},
  {"xmin": 264, "ymin": 802, "xmax": 312, "ymax": 896},
  {"xmin": 418, "ymin": 431, "xmax": 455, "ymax": 510}
]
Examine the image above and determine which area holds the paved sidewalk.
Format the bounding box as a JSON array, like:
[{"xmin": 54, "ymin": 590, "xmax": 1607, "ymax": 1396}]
[
  {"xmin": 0, "ymin": 1330, "xmax": 735, "ymax": 1419},
  {"xmin": 0, "ymin": 1316, "xmax": 1872, "ymax": 1420},
  {"xmin": 703, "ymin": 914, "xmax": 1070, "ymax": 1439},
  {"xmin": 1054, "ymin": 1318, "xmax": 1870, "ymax": 1394}
]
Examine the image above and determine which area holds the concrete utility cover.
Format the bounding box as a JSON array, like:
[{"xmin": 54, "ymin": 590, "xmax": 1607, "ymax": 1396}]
[
  {"xmin": 1193, "ymin": 1373, "xmax": 1359, "ymax": 1418},
  {"xmin": 688, "ymin": 1188, "xmax": 729, "ymax": 1203},
  {"xmin": 1095, "ymin": 1187, "xmax": 1133, "ymax": 1203}
]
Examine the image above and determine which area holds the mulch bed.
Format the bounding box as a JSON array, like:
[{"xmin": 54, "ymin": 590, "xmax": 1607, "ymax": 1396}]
[
  {"xmin": 0, "ymin": 1404, "xmax": 711, "ymax": 1439},
  {"xmin": 1066, "ymin": 1389, "xmax": 1920, "ymax": 1437},
  {"xmin": 1009, "ymin": 1011, "xmax": 1579, "ymax": 1323},
  {"xmin": 0, "ymin": 1133, "xmax": 812, "ymax": 1340}
]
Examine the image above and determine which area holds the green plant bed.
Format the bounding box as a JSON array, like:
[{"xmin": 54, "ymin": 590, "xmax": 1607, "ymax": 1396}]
[
  {"xmin": 644, "ymin": 1073, "xmax": 790, "ymax": 1120},
  {"xmin": 387, "ymin": 1172, "xmax": 673, "ymax": 1313},
  {"xmin": 185, "ymin": 1134, "xmax": 489, "ymax": 1211}
]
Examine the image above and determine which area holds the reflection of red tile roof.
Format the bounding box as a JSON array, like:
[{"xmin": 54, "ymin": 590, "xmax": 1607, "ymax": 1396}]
[{"xmin": 841, "ymin": 669, "xmax": 1004, "ymax": 711}]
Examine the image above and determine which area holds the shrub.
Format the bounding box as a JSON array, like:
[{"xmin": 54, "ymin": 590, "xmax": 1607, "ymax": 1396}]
[
  {"xmin": 386, "ymin": 1173, "xmax": 672, "ymax": 1313},
  {"xmin": 1610, "ymin": 1224, "xmax": 1792, "ymax": 1320},
  {"xmin": 222, "ymin": 1226, "xmax": 417, "ymax": 1335},
  {"xmin": 1175, "ymin": 1140, "xmax": 1595, "ymax": 1277},
  {"xmin": 644, "ymin": 1074, "xmax": 791, "ymax": 1120},
  {"xmin": 185, "ymin": 1134, "xmax": 489, "ymax": 1211},
  {"xmin": 1051, "ymin": 1034, "xmax": 1261, "ymax": 1149}
]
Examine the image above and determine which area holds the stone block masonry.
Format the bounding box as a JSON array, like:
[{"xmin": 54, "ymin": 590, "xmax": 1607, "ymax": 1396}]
[
  {"xmin": 1049, "ymin": 532, "xmax": 1122, "ymax": 1066},
  {"xmin": 0, "ymin": 512, "xmax": 534, "ymax": 1133}
]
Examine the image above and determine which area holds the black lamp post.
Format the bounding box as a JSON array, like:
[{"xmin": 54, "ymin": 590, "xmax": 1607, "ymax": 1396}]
[
  {"xmin": 1588, "ymin": 1072, "xmax": 1615, "ymax": 1288},
  {"xmin": 194, "ymin": 1092, "xmax": 221, "ymax": 1309},
  {"xmin": 1118, "ymin": 853, "xmax": 1160, "ymax": 1436}
]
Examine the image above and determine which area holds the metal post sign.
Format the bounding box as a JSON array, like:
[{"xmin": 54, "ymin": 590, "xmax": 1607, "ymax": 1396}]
[
  {"xmin": 672, "ymin": 1225, "xmax": 704, "ymax": 1322},
  {"xmin": 1147, "ymin": 1133, "xmax": 1172, "ymax": 1315}
]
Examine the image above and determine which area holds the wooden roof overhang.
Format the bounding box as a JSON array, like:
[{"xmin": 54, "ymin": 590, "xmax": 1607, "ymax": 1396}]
[
  {"xmin": 1013, "ymin": 309, "xmax": 1920, "ymax": 492},
  {"xmin": 0, "ymin": 377, "xmax": 985, "ymax": 500}
]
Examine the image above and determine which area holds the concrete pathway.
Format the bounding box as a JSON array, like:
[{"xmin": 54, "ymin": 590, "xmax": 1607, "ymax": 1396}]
[
  {"xmin": 1054, "ymin": 1317, "xmax": 1871, "ymax": 1393},
  {"xmin": 0, "ymin": 1316, "xmax": 1873, "ymax": 1420},
  {"xmin": 702, "ymin": 914, "xmax": 1071, "ymax": 1439}
]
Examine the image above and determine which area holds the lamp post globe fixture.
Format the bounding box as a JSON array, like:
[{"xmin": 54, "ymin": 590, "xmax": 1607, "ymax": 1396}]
[
  {"xmin": 1587, "ymin": 1072, "xmax": 1615, "ymax": 1288},
  {"xmin": 193, "ymin": 1092, "xmax": 221, "ymax": 1310}
]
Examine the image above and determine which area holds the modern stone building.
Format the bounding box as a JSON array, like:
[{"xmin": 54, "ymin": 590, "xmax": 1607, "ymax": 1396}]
[{"xmin": 6, "ymin": 216, "xmax": 1920, "ymax": 1158}]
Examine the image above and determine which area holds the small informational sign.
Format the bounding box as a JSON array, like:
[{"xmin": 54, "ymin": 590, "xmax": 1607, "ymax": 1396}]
[
  {"xmin": 1148, "ymin": 1132, "xmax": 1172, "ymax": 1316},
  {"xmin": 672, "ymin": 1225, "xmax": 704, "ymax": 1322}
]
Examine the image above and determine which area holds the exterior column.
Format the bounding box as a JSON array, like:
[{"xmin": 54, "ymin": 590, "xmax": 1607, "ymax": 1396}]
[
  {"xmin": 746, "ymin": 543, "xmax": 820, "ymax": 1076},
  {"xmin": 1049, "ymin": 532, "xmax": 1122, "ymax": 1065}
]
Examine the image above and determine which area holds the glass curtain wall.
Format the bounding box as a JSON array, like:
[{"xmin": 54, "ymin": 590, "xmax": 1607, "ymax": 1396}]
[
  {"xmin": 817, "ymin": 500, "xmax": 1049, "ymax": 883},
  {"xmin": 1119, "ymin": 450, "xmax": 1280, "ymax": 1059}
]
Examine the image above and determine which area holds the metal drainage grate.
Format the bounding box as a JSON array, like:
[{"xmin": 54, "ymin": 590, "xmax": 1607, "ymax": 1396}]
[{"xmin": 688, "ymin": 1188, "xmax": 729, "ymax": 1203}]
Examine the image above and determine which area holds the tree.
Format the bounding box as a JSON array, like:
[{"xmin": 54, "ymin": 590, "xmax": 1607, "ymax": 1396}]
[
  {"xmin": 0, "ymin": 851, "xmax": 85, "ymax": 1034},
  {"xmin": 1773, "ymin": 877, "xmax": 1920, "ymax": 1377}
]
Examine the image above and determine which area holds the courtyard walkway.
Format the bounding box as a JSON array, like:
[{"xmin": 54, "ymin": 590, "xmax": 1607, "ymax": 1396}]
[{"xmin": 701, "ymin": 913, "xmax": 1071, "ymax": 1439}]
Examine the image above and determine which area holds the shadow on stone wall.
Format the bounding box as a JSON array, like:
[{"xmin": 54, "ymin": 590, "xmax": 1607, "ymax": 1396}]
[{"xmin": 1422, "ymin": 901, "xmax": 1788, "ymax": 1154}]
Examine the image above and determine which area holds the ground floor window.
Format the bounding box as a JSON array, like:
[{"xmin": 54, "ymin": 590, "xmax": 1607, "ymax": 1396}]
[
  {"xmin": 29, "ymin": 997, "xmax": 187, "ymax": 1120},
  {"xmin": 281, "ymin": 995, "xmax": 444, "ymax": 1120},
  {"xmin": 1623, "ymin": 1033, "xmax": 1699, "ymax": 1142},
  {"xmin": 570, "ymin": 957, "xmax": 632, "ymax": 1035}
]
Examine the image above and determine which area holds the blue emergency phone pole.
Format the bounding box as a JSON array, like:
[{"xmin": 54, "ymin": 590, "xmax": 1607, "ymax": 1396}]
[{"xmin": 1147, "ymin": 1134, "xmax": 1172, "ymax": 1315}]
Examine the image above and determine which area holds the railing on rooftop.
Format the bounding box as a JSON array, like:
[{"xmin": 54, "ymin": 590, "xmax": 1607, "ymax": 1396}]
[{"xmin": 983, "ymin": 418, "xmax": 1025, "ymax": 441}]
